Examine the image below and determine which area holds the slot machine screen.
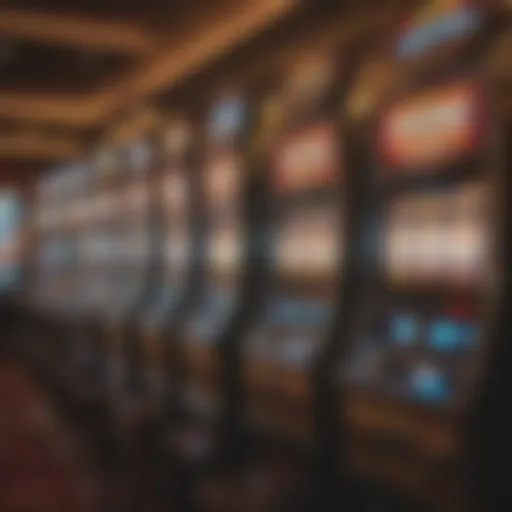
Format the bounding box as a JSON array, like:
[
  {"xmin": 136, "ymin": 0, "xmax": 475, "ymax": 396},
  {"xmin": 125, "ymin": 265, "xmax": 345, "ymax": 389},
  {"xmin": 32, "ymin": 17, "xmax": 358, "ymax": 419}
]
[
  {"xmin": 396, "ymin": 0, "xmax": 484, "ymax": 59},
  {"xmin": 272, "ymin": 119, "xmax": 341, "ymax": 279},
  {"xmin": 208, "ymin": 220, "xmax": 241, "ymax": 274},
  {"xmin": 205, "ymin": 150, "xmax": 242, "ymax": 276},
  {"xmin": 383, "ymin": 183, "xmax": 490, "ymax": 286},
  {"xmin": 163, "ymin": 170, "xmax": 188, "ymax": 217},
  {"xmin": 377, "ymin": 81, "xmax": 483, "ymax": 172},
  {"xmin": 274, "ymin": 206, "xmax": 341, "ymax": 278},
  {"xmin": 205, "ymin": 151, "xmax": 240, "ymax": 209},
  {"xmin": 163, "ymin": 168, "xmax": 190, "ymax": 279},
  {"xmin": 0, "ymin": 192, "xmax": 22, "ymax": 292},
  {"xmin": 273, "ymin": 122, "xmax": 339, "ymax": 193}
]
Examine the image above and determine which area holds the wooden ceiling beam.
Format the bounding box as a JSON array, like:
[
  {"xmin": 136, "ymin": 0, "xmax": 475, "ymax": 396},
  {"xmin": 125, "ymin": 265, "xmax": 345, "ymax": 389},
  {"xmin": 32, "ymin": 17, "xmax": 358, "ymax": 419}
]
[
  {"xmin": 111, "ymin": 0, "xmax": 297, "ymax": 100},
  {"xmin": 0, "ymin": 0, "xmax": 296, "ymax": 127},
  {"xmin": 0, "ymin": 8, "xmax": 155, "ymax": 55},
  {"xmin": 0, "ymin": 92, "xmax": 104, "ymax": 126},
  {"xmin": 0, "ymin": 131, "xmax": 84, "ymax": 160}
]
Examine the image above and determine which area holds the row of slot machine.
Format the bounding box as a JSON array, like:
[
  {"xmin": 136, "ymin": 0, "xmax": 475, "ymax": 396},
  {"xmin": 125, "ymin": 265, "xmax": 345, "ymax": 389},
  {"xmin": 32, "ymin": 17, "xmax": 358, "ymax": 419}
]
[{"xmin": 25, "ymin": 1, "xmax": 511, "ymax": 510}]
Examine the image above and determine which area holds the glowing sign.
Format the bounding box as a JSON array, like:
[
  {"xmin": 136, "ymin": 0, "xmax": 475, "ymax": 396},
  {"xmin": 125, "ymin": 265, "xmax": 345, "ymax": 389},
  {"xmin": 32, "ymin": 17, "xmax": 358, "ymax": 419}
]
[
  {"xmin": 378, "ymin": 82, "xmax": 483, "ymax": 170},
  {"xmin": 397, "ymin": 1, "xmax": 483, "ymax": 58},
  {"xmin": 274, "ymin": 123, "xmax": 339, "ymax": 192}
]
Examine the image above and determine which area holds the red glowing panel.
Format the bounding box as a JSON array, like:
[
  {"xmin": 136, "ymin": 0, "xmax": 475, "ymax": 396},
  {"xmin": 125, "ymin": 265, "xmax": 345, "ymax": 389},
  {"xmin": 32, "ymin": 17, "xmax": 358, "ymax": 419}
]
[
  {"xmin": 274, "ymin": 122, "xmax": 339, "ymax": 192},
  {"xmin": 378, "ymin": 82, "xmax": 483, "ymax": 171}
]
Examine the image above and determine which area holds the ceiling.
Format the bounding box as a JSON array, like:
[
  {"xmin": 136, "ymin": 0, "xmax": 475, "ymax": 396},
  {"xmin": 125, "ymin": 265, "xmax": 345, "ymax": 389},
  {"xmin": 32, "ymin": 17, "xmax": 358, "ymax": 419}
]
[
  {"xmin": 0, "ymin": 0, "xmax": 509, "ymax": 184},
  {"xmin": 0, "ymin": 0, "xmax": 298, "ymax": 178}
]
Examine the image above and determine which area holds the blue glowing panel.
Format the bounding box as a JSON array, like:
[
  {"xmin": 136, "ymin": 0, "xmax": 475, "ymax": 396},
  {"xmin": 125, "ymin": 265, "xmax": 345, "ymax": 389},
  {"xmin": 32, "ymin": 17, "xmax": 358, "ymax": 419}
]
[
  {"xmin": 397, "ymin": 8, "xmax": 482, "ymax": 59},
  {"xmin": 268, "ymin": 298, "xmax": 332, "ymax": 327},
  {"xmin": 410, "ymin": 366, "xmax": 449, "ymax": 403},
  {"xmin": 209, "ymin": 96, "xmax": 246, "ymax": 139},
  {"xmin": 429, "ymin": 319, "xmax": 460, "ymax": 352},
  {"xmin": 390, "ymin": 314, "xmax": 419, "ymax": 346}
]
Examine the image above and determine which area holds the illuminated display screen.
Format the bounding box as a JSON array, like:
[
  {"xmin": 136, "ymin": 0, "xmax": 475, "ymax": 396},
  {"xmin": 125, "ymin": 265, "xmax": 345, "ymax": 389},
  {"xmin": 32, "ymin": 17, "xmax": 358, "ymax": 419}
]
[
  {"xmin": 396, "ymin": 1, "xmax": 482, "ymax": 59},
  {"xmin": 377, "ymin": 82, "xmax": 483, "ymax": 171},
  {"xmin": 205, "ymin": 152, "xmax": 240, "ymax": 209},
  {"xmin": 383, "ymin": 183, "xmax": 489, "ymax": 286},
  {"xmin": 209, "ymin": 96, "xmax": 246, "ymax": 141},
  {"xmin": 208, "ymin": 223, "xmax": 241, "ymax": 273},
  {"xmin": 266, "ymin": 297, "xmax": 333, "ymax": 327},
  {"xmin": 243, "ymin": 297, "xmax": 332, "ymax": 367},
  {"xmin": 165, "ymin": 230, "xmax": 190, "ymax": 268},
  {"xmin": 345, "ymin": 294, "xmax": 482, "ymax": 405},
  {"xmin": 273, "ymin": 122, "xmax": 339, "ymax": 193},
  {"xmin": 0, "ymin": 193, "xmax": 21, "ymax": 290},
  {"xmin": 163, "ymin": 170, "xmax": 188, "ymax": 217},
  {"xmin": 275, "ymin": 205, "xmax": 340, "ymax": 277}
]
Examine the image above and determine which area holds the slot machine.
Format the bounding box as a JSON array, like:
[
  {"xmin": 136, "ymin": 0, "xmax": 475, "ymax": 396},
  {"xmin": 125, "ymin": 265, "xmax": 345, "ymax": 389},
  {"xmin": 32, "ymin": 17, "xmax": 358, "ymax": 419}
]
[
  {"xmin": 167, "ymin": 92, "xmax": 251, "ymax": 467},
  {"xmin": 103, "ymin": 140, "xmax": 154, "ymax": 410},
  {"xmin": 76, "ymin": 149, "xmax": 124, "ymax": 397},
  {"xmin": 223, "ymin": 53, "xmax": 350, "ymax": 509},
  {"xmin": 47, "ymin": 165, "xmax": 90, "ymax": 389},
  {"xmin": 32, "ymin": 170, "xmax": 76, "ymax": 376},
  {"xmin": 0, "ymin": 191, "xmax": 23, "ymax": 297},
  {"xmin": 0, "ymin": 189, "xmax": 24, "ymax": 343},
  {"xmin": 25, "ymin": 173, "xmax": 58, "ymax": 367},
  {"xmin": 118, "ymin": 119, "xmax": 198, "ymax": 432},
  {"xmin": 338, "ymin": 2, "xmax": 510, "ymax": 510},
  {"xmin": 55, "ymin": 163, "xmax": 97, "ymax": 395}
]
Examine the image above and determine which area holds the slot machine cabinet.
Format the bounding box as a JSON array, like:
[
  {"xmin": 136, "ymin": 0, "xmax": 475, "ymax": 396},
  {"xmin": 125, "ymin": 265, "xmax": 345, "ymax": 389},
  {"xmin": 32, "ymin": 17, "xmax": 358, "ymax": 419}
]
[
  {"xmin": 26, "ymin": 173, "xmax": 61, "ymax": 368},
  {"xmin": 35, "ymin": 167, "xmax": 87, "ymax": 389},
  {"xmin": 39, "ymin": 164, "xmax": 97, "ymax": 403},
  {"xmin": 81, "ymin": 149, "xmax": 124, "ymax": 389},
  {"xmin": 242, "ymin": 55, "xmax": 345, "ymax": 442},
  {"xmin": 0, "ymin": 191, "xmax": 23, "ymax": 299},
  {"xmin": 338, "ymin": 3, "xmax": 510, "ymax": 511},
  {"xmin": 134, "ymin": 120, "xmax": 197, "ymax": 418},
  {"xmin": 227, "ymin": 54, "xmax": 349, "ymax": 508},
  {"xmin": 102, "ymin": 141, "xmax": 154, "ymax": 403},
  {"xmin": 56, "ymin": 168, "xmax": 90, "ymax": 320},
  {"xmin": 171, "ymin": 93, "xmax": 251, "ymax": 460},
  {"xmin": 35, "ymin": 171, "xmax": 74, "ymax": 367},
  {"xmin": 56, "ymin": 164, "xmax": 96, "ymax": 390}
]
